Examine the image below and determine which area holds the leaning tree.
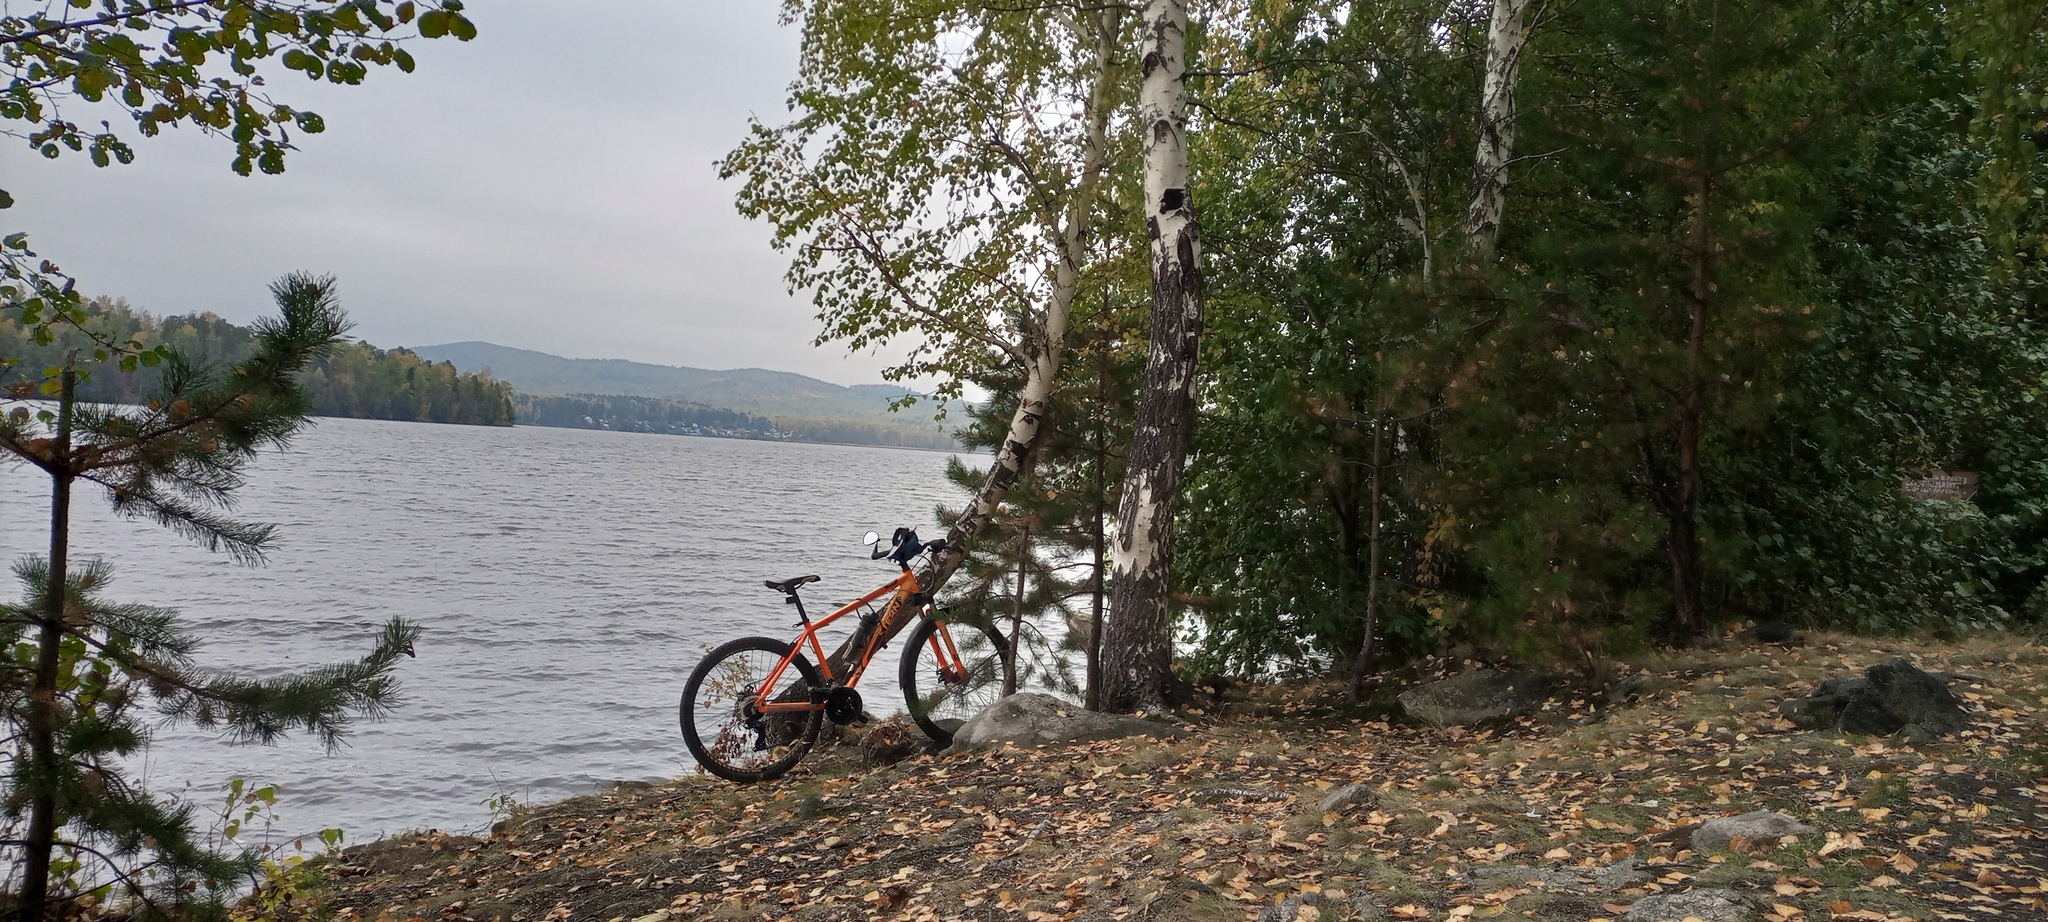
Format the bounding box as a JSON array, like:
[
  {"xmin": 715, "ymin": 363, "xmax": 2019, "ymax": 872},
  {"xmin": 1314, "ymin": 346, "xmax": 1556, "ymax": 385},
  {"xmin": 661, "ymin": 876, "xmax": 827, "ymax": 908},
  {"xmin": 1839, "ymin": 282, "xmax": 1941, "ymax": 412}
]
[{"xmin": 723, "ymin": 0, "xmax": 1134, "ymax": 672}]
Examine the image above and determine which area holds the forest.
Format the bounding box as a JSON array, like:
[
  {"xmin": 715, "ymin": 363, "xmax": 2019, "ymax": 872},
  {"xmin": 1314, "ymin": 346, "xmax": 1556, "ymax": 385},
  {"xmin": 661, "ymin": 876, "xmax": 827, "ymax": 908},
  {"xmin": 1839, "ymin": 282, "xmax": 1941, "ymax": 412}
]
[
  {"xmin": 0, "ymin": 298, "xmax": 516, "ymax": 426},
  {"xmin": 1, "ymin": 0, "xmax": 2046, "ymax": 917},
  {"xmin": 721, "ymin": 0, "xmax": 2048, "ymax": 709}
]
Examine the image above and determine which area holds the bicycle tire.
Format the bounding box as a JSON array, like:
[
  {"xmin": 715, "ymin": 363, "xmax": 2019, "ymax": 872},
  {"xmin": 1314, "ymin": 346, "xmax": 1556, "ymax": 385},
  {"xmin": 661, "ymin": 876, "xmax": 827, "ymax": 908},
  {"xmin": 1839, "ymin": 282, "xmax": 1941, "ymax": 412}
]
[
  {"xmin": 681, "ymin": 636, "xmax": 823, "ymax": 783},
  {"xmin": 900, "ymin": 617, "xmax": 1011, "ymax": 746}
]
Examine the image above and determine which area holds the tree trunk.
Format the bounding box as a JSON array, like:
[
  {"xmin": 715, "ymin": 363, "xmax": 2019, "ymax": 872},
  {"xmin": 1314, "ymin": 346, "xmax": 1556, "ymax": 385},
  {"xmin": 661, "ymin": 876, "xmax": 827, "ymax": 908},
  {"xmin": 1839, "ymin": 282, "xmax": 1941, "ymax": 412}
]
[
  {"xmin": 20, "ymin": 369, "xmax": 76, "ymax": 922},
  {"xmin": 1667, "ymin": 169, "xmax": 1714, "ymax": 640},
  {"xmin": 1004, "ymin": 523, "xmax": 1027, "ymax": 696},
  {"xmin": 1464, "ymin": 0, "xmax": 1536, "ymax": 256},
  {"xmin": 1086, "ymin": 323, "xmax": 1108, "ymax": 712},
  {"xmin": 1104, "ymin": 0, "xmax": 1204, "ymax": 715},
  {"xmin": 819, "ymin": 8, "xmax": 1124, "ymax": 679},
  {"xmin": 1346, "ymin": 406, "xmax": 1386, "ymax": 702}
]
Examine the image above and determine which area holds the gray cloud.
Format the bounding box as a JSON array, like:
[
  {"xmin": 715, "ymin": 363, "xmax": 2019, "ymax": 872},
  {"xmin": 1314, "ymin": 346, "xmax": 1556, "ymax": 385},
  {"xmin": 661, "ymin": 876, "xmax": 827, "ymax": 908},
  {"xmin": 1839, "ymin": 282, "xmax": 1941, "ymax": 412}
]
[{"xmin": 1, "ymin": 1, "xmax": 910, "ymax": 388}]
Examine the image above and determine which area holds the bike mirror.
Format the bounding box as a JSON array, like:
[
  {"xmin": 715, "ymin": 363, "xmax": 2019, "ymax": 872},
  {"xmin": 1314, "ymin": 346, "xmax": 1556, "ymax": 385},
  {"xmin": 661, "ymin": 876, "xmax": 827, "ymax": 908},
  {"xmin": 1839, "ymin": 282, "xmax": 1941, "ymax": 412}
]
[{"xmin": 862, "ymin": 530, "xmax": 881, "ymax": 547}]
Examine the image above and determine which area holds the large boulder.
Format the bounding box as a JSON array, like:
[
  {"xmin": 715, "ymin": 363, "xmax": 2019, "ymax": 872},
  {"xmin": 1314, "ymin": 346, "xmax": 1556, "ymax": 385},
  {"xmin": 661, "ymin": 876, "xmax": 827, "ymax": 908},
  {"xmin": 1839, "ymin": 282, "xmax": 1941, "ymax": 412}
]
[
  {"xmin": 1621, "ymin": 889, "xmax": 1754, "ymax": 922},
  {"xmin": 1397, "ymin": 669, "xmax": 1550, "ymax": 728},
  {"xmin": 946, "ymin": 692, "xmax": 1179, "ymax": 752},
  {"xmin": 1691, "ymin": 810, "xmax": 1814, "ymax": 853},
  {"xmin": 1779, "ymin": 658, "xmax": 1968, "ymax": 737}
]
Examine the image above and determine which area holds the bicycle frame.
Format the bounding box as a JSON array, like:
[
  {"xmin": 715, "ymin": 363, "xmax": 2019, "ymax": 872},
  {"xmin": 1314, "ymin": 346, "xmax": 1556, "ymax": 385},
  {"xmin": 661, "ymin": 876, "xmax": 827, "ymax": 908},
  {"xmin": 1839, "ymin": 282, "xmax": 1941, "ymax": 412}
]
[{"xmin": 756, "ymin": 569, "xmax": 930, "ymax": 715}]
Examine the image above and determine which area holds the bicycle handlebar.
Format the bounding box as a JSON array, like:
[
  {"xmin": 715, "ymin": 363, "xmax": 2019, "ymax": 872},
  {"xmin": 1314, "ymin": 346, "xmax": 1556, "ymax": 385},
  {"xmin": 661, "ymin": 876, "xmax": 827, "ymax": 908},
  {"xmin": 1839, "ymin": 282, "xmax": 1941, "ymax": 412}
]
[{"xmin": 870, "ymin": 527, "xmax": 948, "ymax": 566}]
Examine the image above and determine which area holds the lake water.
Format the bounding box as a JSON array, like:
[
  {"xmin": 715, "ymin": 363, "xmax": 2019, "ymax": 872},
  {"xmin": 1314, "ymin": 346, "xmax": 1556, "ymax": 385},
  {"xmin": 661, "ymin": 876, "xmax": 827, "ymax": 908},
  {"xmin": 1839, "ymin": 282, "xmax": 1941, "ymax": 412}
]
[{"xmin": 0, "ymin": 418, "xmax": 959, "ymax": 843}]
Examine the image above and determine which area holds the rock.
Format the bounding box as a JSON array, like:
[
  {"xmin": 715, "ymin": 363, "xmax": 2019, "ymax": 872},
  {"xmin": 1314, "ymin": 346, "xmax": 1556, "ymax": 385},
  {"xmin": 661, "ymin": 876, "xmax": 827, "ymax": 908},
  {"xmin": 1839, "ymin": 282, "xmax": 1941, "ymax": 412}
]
[
  {"xmin": 1779, "ymin": 658, "xmax": 1967, "ymax": 737},
  {"xmin": 1865, "ymin": 658, "xmax": 1969, "ymax": 735},
  {"xmin": 1621, "ymin": 889, "xmax": 1754, "ymax": 922},
  {"xmin": 1591, "ymin": 858, "xmax": 1652, "ymax": 890},
  {"xmin": 856, "ymin": 721, "xmax": 924, "ymax": 766},
  {"xmin": 946, "ymin": 692, "xmax": 1180, "ymax": 752},
  {"xmin": 1606, "ymin": 674, "xmax": 1654, "ymax": 707},
  {"xmin": 1691, "ymin": 810, "xmax": 1814, "ymax": 853},
  {"xmin": 1318, "ymin": 783, "xmax": 1379, "ymax": 814},
  {"xmin": 1738, "ymin": 621, "xmax": 1799, "ymax": 644},
  {"xmin": 1255, "ymin": 890, "xmax": 1321, "ymax": 922},
  {"xmin": 1349, "ymin": 892, "xmax": 1390, "ymax": 921},
  {"xmin": 1397, "ymin": 669, "xmax": 1550, "ymax": 728}
]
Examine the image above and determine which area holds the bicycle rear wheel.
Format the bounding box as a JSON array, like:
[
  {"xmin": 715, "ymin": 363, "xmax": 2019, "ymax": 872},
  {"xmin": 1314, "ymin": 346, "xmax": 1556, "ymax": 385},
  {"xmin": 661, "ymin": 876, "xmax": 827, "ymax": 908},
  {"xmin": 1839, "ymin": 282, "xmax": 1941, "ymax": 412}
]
[
  {"xmin": 900, "ymin": 617, "xmax": 1011, "ymax": 746},
  {"xmin": 681, "ymin": 636, "xmax": 823, "ymax": 782}
]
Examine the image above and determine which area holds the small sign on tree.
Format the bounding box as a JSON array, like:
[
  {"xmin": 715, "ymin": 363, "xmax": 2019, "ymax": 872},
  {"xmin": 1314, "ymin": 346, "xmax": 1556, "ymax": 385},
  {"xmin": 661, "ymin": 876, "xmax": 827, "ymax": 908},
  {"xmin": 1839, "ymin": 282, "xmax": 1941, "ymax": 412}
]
[{"xmin": 1901, "ymin": 470, "xmax": 1979, "ymax": 502}]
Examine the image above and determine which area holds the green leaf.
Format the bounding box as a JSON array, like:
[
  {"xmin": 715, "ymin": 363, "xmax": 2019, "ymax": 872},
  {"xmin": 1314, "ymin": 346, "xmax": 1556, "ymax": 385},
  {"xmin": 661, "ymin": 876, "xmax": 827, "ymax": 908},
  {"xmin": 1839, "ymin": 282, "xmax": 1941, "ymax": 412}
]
[
  {"xmin": 416, "ymin": 10, "xmax": 449, "ymax": 38},
  {"xmin": 449, "ymin": 14, "xmax": 477, "ymax": 41}
]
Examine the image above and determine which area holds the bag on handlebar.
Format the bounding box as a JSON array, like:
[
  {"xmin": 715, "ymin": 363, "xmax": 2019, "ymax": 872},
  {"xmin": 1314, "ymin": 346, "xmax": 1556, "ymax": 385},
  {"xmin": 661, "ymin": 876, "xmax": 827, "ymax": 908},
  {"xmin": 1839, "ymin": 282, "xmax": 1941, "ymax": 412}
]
[{"xmin": 886, "ymin": 527, "xmax": 922, "ymax": 565}]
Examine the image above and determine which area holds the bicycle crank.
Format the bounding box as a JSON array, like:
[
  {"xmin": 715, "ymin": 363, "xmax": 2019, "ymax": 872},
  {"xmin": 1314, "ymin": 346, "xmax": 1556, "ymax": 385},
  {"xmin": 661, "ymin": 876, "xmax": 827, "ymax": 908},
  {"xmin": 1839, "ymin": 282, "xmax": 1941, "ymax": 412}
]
[{"xmin": 823, "ymin": 686, "xmax": 866, "ymax": 725}]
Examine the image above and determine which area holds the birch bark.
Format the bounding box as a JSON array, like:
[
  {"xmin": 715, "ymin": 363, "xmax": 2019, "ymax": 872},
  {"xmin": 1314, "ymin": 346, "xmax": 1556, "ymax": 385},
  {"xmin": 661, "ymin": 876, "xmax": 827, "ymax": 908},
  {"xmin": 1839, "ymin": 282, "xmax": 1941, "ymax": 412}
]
[
  {"xmin": 1464, "ymin": 0, "xmax": 1536, "ymax": 254},
  {"xmin": 1103, "ymin": 0, "xmax": 1203, "ymax": 714}
]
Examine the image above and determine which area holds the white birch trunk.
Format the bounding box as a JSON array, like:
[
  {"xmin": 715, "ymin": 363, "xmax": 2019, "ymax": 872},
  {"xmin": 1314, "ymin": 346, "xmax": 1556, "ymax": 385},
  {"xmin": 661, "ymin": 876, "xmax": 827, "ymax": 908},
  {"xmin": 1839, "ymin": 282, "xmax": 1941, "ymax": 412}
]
[
  {"xmin": 1463, "ymin": 0, "xmax": 1535, "ymax": 255},
  {"xmin": 1103, "ymin": 0, "xmax": 1203, "ymax": 714},
  {"xmin": 825, "ymin": 9, "xmax": 1124, "ymax": 675}
]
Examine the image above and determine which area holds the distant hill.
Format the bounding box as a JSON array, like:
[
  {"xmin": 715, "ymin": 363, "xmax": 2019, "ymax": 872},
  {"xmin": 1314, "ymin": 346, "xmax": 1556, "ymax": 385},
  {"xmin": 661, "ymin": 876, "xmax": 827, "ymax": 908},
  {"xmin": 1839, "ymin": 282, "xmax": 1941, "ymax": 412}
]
[{"xmin": 412, "ymin": 341, "xmax": 958, "ymax": 449}]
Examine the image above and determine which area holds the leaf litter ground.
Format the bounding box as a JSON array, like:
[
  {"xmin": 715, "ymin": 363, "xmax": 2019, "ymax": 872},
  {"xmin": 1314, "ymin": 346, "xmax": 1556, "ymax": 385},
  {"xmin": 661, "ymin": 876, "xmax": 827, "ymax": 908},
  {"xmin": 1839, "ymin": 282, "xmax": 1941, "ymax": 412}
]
[{"xmin": 312, "ymin": 632, "xmax": 2048, "ymax": 922}]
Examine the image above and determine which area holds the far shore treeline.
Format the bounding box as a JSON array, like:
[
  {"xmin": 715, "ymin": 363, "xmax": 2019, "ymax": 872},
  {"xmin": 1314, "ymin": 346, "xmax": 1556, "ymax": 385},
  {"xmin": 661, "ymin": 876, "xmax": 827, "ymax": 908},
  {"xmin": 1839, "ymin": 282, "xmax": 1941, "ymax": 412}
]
[
  {"xmin": 1, "ymin": 298, "xmax": 517, "ymax": 425},
  {"xmin": 0, "ymin": 298, "xmax": 954, "ymax": 449}
]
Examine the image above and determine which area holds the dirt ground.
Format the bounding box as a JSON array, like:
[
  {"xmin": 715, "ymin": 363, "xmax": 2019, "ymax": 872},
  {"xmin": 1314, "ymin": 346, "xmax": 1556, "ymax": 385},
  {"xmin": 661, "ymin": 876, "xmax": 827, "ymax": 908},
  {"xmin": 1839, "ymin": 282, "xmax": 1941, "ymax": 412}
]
[{"xmin": 304, "ymin": 631, "xmax": 2048, "ymax": 922}]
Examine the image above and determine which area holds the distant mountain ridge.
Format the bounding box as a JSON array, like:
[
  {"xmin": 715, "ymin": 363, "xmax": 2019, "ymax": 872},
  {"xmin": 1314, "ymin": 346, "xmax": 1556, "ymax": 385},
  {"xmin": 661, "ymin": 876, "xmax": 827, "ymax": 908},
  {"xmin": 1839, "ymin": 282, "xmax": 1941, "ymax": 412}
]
[{"xmin": 412, "ymin": 341, "xmax": 957, "ymax": 449}]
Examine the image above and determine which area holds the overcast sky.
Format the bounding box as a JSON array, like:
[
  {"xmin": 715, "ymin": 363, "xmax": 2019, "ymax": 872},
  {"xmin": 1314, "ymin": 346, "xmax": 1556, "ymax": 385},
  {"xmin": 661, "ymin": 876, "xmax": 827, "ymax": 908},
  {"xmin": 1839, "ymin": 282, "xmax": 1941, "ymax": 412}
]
[{"xmin": 1, "ymin": 2, "xmax": 907, "ymax": 388}]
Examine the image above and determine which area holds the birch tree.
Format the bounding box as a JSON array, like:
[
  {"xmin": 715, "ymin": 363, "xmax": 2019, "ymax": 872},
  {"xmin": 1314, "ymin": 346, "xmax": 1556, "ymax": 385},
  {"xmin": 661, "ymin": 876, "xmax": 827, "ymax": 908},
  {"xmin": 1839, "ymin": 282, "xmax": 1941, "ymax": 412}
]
[
  {"xmin": 1462, "ymin": 0, "xmax": 1537, "ymax": 255},
  {"xmin": 1102, "ymin": 0, "xmax": 1203, "ymax": 713},
  {"xmin": 723, "ymin": 0, "xmax": 1129, "ymax": 670}
]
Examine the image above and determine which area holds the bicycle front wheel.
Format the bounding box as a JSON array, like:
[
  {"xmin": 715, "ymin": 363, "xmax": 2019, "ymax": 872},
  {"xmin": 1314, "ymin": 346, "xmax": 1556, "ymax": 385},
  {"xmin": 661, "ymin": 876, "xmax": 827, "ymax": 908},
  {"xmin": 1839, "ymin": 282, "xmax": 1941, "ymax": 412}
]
[
  {"xmin": 681, "ymin": 636, "xmax": 823, "ymax": 783},
  {"xmin": 900, "ymin": 617, "xmax": 1011, "ymax": 746}
]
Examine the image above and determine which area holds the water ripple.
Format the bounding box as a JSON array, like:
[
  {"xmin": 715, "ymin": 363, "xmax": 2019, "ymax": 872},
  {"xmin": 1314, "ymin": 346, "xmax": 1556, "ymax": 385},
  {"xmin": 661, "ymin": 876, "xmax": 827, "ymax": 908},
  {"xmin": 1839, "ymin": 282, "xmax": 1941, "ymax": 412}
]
[{"xmin": 0, "ymin": 418, "xmax": 958, "ymax": 837}]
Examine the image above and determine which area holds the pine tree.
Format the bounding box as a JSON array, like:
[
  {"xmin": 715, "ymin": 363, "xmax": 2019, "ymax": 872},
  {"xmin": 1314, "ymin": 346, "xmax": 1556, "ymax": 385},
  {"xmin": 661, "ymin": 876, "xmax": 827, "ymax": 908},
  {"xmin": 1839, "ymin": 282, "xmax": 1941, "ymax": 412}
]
[
  {"xmin": 937, "ymin": 297, "xmax": 1138, "ymax": 705},
  {"xmin": 0, "ymin": 274, "xmax": 420, "ymax": 921}
]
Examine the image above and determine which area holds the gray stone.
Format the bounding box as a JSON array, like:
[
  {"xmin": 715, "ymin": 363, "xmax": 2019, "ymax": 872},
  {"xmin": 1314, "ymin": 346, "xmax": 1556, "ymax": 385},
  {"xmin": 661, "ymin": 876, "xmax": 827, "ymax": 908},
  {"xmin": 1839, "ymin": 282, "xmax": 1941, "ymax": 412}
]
[
  {"xmin": 1396, "ymin": 669, "xmax": 1551, "ymax": 728},
  {"xmin": 1620, "ymin": 889, "xmax": 1754, "ymax": 922},
  {"xmin": 1591, "ymin": 858, "xmax": 1652, "ymax": 891},
  {"xmin": 946, "ymin": 692, "xmax": 1179, "ymax": 752},
  {"xmin": 1349, "ymin": 892, "xmax": 1389, "ymax": 921},
  {"xmin": 1778, "ymin": 659, "xmax": 1967, "ymax": 737},
  {"xmin": 1607, "ymin": 674, "xmax": 1655, "ymax": 707},
  {"xmin": 1255, "ymin": 891, "xmax": 1320, "ymax": 922},
  {"xmin": 1691, "ymin": 810, "xmax": 1814, "ymax": 853},
  {"xmin": 1318, "ymin": 783, "xmax": 1379, "ymax": 814},
  {"xmin": 1866, "ymin": 659, "xmax": 1969, "ymax": 735}
]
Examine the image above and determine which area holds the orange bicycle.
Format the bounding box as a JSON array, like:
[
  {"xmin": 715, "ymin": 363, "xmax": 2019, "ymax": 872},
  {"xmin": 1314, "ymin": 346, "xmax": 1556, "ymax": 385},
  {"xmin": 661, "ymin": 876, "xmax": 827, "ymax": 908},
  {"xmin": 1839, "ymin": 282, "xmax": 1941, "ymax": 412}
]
[{"xmin": 680, "ymin": 528, "xmax": 1011, "ymax": 782}]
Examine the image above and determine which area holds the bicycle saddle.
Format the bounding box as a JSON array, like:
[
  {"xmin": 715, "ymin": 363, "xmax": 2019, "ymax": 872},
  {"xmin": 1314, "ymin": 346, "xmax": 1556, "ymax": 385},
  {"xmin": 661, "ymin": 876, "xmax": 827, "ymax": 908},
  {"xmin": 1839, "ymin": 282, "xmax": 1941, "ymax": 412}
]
[{"xmin": 764, "ymin": 575, "xmax": 821, "ymax": 594}]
